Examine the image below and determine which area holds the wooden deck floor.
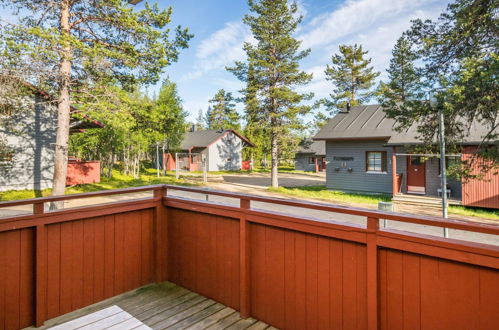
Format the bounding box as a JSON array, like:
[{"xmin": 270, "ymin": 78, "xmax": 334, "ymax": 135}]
[{"xmin": 28, "ymin": 282, "xmax": 273, "ymax": 330}]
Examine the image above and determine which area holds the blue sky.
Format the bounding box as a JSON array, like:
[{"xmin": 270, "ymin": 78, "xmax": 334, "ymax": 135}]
[
  {"xmin": 1, "ymin": 0, "xmax": 451, "ymax": 123},
  {"xmin": 154, "ymin": 0, "xmax": 451, "ymax": 123}
]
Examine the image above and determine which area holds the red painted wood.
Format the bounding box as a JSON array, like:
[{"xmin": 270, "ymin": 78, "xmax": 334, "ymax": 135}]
[
  {"xmin": 462, "ymin": 146, "xmax": 499, "ymax": 209},
  {"xmin": 0, "ymin": 185, "xmax": 498, "ymax": 330},
  {"xmin": 42, "ymin": 210, "xmax": 156, "ymax": 327},
  {"xmin": 379, "ymin": 248, "xmax": 499, "ymax": 329},
  {"xmin": 46, "ymin": 224, "xmax": 61, "ymax": 319},
  {"xmin": 167, "ymin": 208, "xmax": 240, "ymax": 310},
  {"xmin": 66, "ymin": 161, "xmax": 101, "ymax": 186},
  {"xmin": 0, "ymin": 229, "xmax": 35, "ymax": 330},
  {"xmin": 248, "ymin": 222, "xmax": 368, "ymax": 330},
  {"xmin": 19, "ymin": 229, "xmax": 35, "ymax": 329}
]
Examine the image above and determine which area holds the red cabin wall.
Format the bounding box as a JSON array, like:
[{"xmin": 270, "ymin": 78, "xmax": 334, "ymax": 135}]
[
  {"xmin": 461, "ymin": 147, "xmax": 499, "ymax": 209},
  {"xmin": 66, "ymin": 161, "xmax": 101, "ymax": 186}
]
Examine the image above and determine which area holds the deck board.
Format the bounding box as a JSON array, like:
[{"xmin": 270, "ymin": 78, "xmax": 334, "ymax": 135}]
[{"xmin": 26, "ymin": 282, "xmax": 272, "ymax": 330}]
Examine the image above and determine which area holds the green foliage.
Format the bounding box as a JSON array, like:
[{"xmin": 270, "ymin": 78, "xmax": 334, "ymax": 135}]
[
  {"xmin": 323, "ymin": 44, "xmax": 380, "ymax": 111},
  {"xmin": 381, "ymin": 0, "xmax": 498, "ymax": 175},
  {"xmin": 69, "ymin": 79, "xmax": 187, "ymax": 178},
  {"xmin": 0, "ymin": 0, "xmax": 192, "ymax": 91},
  {"xmin": 205, "ymin": 89, "xmax": 240, "ymax": 130},
  {"xmin": 228, "ymin": 0, "xmax": 313, "ymax": 186}
]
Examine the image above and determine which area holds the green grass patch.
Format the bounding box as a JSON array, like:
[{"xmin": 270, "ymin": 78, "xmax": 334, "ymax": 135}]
[
  {"xmin": 0, "ymin": 169, "xmax": 192, "ymax": 202},
  {"xmin": 449, "ymin": 205, "xmax": 499, "ymax": 220},
  {"xmin": 268, "ymin": 185, "xmax": 391, "ymax": 205},
  {"xmin": 270, "ymin": 185, "xmax": 499, "ymax": 220}
]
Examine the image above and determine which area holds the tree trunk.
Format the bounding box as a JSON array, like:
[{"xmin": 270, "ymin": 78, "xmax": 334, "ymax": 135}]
[
  {"xmin": 270, "ymin": 130, "xmax": 278, "ymax": 188},
  {"xmin": 51, "ymin": 0, "xmax": 72, "ymax": 197}
]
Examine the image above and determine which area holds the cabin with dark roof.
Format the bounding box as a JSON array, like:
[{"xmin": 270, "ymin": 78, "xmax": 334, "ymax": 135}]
[
  {"xmin": 163, "ymin": 129, "xmax": 254, "ymax": 172},
  {"xmin": 0, "ymin": 82, "xmax": 103, "ymax": 192},
  {"xmin": 314, "ymin": 104, "xmax": 498, "ymax": 209},
  {"xmin": 295, "ymin": 139, "xmax": 326, "ymax": 172}
]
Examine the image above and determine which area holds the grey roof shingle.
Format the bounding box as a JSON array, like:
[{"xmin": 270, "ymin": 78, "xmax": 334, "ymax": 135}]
[
  {"xmin": 180, "ymin": 129, "xmax": 254, "ymax": 150},
  {"xmin": 314, "ymin": 104, "xmax": 496, "ymax": 145},
  {"xmin": 297, "ymin": 139, "xmax": 326, "ymax": 156}
]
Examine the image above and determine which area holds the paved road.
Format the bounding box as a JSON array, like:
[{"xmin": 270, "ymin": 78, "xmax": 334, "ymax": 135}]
[{"xmin": 220, "ymin": 172, "xmax": 325, "ymax": 188}]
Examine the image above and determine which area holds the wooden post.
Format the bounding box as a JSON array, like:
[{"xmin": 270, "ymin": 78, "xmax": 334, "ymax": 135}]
[
  {"xmin": 34, "ymin": 202, "xmax": 47, "ymax": 326},
  {"xmin": 239, "ymin": 198, "xmax": 251, "ymax": 318},
  {"xmin": 392, "ymin": 146, "xmax": 397, "ymax": 195},
  {"xmin": 154, "ymin": 186, "xmax": 168, "ymax": 282},
  {"xmin": 366, "ymin": 217, "xmax": 379, "ymax": 330}
]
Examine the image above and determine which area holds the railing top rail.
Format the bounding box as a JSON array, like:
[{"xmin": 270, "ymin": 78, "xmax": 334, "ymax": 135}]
[
  {"xmin": 0, "ymin": 184, "xmax": 164, "ymax": 208},
  {"xmin": 0, "ymin": 183, "xmax": 497, "ymax": 236},
  {"xmin": 164, "ymin": 185, "xmax": 499, "ymax": 236}
]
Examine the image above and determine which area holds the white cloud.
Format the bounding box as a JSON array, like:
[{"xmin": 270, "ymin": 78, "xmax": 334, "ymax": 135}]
[
  {"xmin": 181, "ymin": 21, "xmax": 254, "ymax": 81},
  {"xmin": 299, "ymin": 0, "xmax": 440, "ymax": 50}
]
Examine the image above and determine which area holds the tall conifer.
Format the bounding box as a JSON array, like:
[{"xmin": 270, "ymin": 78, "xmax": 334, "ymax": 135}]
[{"xmin": 228, "ymin": 0, "xmax": 313, "ymax": 187}]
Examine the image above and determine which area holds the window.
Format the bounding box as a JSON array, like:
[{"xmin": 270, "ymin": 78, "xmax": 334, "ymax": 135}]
[
  {"xmin": 308, "ymin": 157, "xmax": 315, "ymax": 164},
  {"xmin": 439, "ymin": 156, "xmax": 460, "ymax": 175},
  {"xmin": 366, "ymin": 151, "xmax": 387, "ymax": 172}
]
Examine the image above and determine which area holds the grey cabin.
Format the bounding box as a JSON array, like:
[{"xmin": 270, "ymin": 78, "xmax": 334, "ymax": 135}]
[
  {"xmin": 295, "ymin": 139, "xmax": 326, "ymax": 172},
  {"xmin": 164, "ymin": 129, "xmax": 254, "ymax": 172},
  {"xmin": 314, "ymin": 104, "xmax": 498, "ymax": 207},
  {"xmin": 0, "ymin": 82, "xmax": 102, "ymax": 192}
]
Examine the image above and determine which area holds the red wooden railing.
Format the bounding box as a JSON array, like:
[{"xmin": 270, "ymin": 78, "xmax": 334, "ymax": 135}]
[{"xmin": 0, "ymin": 185, "xmax": 498, "ymax": 330}]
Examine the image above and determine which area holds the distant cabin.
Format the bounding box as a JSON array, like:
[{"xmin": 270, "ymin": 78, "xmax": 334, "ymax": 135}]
[
  {"xmin": 295, "ymin": 139, "xmax": 326, "ymax": 172},
  {"xmin": 164, "ymin": 129, "xmax": 254, "ymax": 172},
  {"xmin": 314, "ymin": 104, "xmax": 499, "ymax": 209},
  {"xmin": 0, "ymin": 82, "xmax": 103, "ymax": 192}
]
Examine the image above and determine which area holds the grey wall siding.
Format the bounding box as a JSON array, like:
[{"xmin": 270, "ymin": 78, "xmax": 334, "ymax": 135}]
[
  {"xmin": 208, "ymin": 132, "xmax": 243, "ymax": 171},
  {"xmin": 0, "ymin": 94, "xmax": 57, "ymax": 192},
  {"xmin": 326, "ymin": 143, "xmax": 463, "ymax": 197},
  {"xmin": 295, "ymin": 153, "xmax": 315, "ymax": 172},
  {"xmin": 423, "ymin": 157, "xmax": 462, "ymax": 198},
  {"xmin": 326, "ymin": 141, "xmax": 393, "ymax": 194}
]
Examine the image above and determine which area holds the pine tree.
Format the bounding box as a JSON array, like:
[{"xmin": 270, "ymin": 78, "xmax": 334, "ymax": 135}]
[
  {"xmin": 241, "ymin": 64, "xmax": 269, "ymax": 165},
  {"xmin": 324, "ymin": 44, "xmax": 380, "ymax": 111},
  {"xmin": 228, "ymin": 0, "xmax": 313, "ymax": 187},
  {"xmin": 381, "ymin": 36, "xmax": 421, "ymax": 102},
  {"xmin": 205, "ymin": 89, "xmax": 240, "ymax": 131},
  {"xmin": 0, "ymin": 0, "xmax": 192, "ymax": 196},
  {"xmin": 377, "ymin": 36, "xmax": 425, "ymax": 128},
  {"xmin": 195, "ymin": 109, "xmax": 205, "ymax": 130}
]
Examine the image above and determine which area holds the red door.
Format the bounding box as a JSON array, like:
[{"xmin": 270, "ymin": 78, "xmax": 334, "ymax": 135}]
[
  {"xmin": 321, "ymin": 157, "xmax": 326, "ymax": 171},
  {"xmin": 407, "ymin": 156, "xmax": 426, "ymax": 193}
]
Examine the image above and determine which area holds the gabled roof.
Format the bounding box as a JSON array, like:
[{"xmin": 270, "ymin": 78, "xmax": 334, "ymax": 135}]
[
  {"xmin": 314, "ymin": 104, "xmax": 496, "ymax": 145},
  {"xmin": 18, "ymin": 80, "xmax": 104, "ymax": 131},
  {"xmin": 297, "ymin": 139, "xmax": 326, "ymax": 156},
  {"xmin": 180, "ymin": 129, "xmax": 255, "ymax": 150}
]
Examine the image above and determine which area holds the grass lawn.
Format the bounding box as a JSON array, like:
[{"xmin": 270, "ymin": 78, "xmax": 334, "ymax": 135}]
[
  {"xmin": 0, "ymin": 169, "xmax": 192, "ymax": 202},
  {"xmin": 269, "ymin": 185, "xmax": 499, "ymax": 220},
  {"xmin": 268, "ymin": 185, "xmax": 392, "ymax": 205}
]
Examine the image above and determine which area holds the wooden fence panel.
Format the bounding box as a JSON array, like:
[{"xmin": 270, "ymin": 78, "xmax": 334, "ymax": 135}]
[
  {"xmin": 249, "ymin": 223, "xmax": 367, "ymax": 330},
  {"xmin": 167, "ymin": 208, "xmax": 240, "ymax": 310},
  {"xmin": 0, "ymin": 228, "xmax": 35, "ymax": 330},
  {"xmin": 44, "ymin": 209, "xmax": 154, "ymax": 320},
  {"xmin": 379, "ymin": 248, "xmax": 499, "ymax": 330}
]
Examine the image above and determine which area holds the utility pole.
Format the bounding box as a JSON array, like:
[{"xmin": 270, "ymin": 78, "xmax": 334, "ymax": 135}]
[
  {"xmin": 155, "ymin": 142, "xmax": 160, "ymax": 178},
  {"xmin": 438, "ymin": 105, "xmax": 449, "ymax": 237}
]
